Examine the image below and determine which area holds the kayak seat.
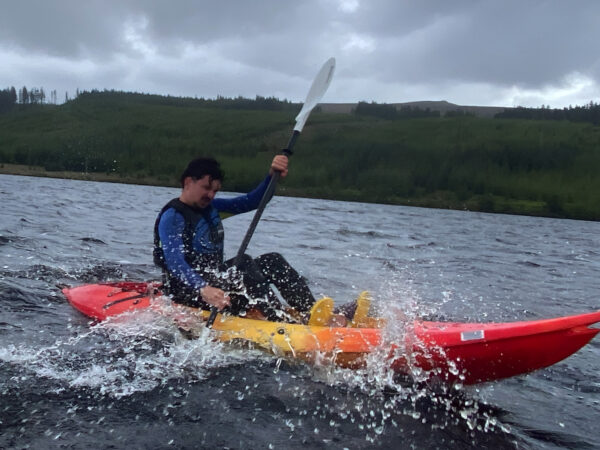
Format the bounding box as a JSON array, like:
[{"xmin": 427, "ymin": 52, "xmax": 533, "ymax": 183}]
[
  {"xmin": 350, "ymin": 291, "xmax": 371, "ymax": 328},
  {"xmin": 308, "ymin": 297, "xmax": 334, "ymax": 326},
  {"xmin": 308, "ymin": 293, "xmax": 384, "ymax": 328},
  {"xmin": 350, "ymin": 291, "xmax": 385, "ymax": 328}
]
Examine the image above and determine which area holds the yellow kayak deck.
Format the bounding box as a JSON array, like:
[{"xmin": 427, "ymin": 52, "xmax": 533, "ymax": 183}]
[{"xmin": 169, "ymin": 292, "xmax": 386, "ymax": 365}]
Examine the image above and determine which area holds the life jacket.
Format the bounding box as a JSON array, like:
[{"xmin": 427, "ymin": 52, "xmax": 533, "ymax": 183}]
[{"xmin": 153, "ymin": 198, "xmax": 225, "ymax": 273}]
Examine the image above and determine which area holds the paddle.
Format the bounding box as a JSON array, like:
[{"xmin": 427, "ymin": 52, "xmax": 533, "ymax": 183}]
[{"xmin": 206, "ymin": 57, "xmax": 336, "ymax": 328}]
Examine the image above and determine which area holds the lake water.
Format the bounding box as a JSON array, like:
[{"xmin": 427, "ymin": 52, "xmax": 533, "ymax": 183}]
[{"xmin": 1, "ymin": 173, "xmax": 599, "ymax": 449}]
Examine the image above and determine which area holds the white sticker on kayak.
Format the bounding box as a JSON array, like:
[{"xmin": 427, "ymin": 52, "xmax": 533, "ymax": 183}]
[{"xmin": 461, "ymin": 330, "xmax": 485, "ymax": 341}]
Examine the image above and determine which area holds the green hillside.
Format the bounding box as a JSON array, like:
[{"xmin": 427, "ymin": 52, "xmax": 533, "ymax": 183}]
[{"xmin": 1, "ymin": 91, "xmax": 600, "ymax": 220}]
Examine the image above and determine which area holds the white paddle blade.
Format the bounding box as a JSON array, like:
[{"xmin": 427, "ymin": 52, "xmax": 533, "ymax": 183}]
[{"xmin": 294, "ymin": 57, "xmax": 336, "ymax": 132}]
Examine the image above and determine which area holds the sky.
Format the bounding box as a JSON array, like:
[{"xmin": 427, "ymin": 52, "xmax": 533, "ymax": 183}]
[{"xmin": 2, "ymin": 0, "xmax": 600, "ymax": 108}]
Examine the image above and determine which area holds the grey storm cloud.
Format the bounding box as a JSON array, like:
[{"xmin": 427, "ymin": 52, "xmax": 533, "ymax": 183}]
[{"xmin": 2, "ymin": 0, "xmax": 600, "ymax": 107}]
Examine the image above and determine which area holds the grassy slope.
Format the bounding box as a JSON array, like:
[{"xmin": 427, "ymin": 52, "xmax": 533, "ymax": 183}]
[{"xmin": 1, "ymin": 93, "xmax": 599, "ymax": 220}]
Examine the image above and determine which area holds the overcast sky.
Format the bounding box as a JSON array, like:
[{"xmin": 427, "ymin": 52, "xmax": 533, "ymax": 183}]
[{"xmin": 2, "ymin": 0, "xmax": 600, "ymax": 108}]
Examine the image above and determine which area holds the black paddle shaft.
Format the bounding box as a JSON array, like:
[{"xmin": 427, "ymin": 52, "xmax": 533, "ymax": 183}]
[
  {"xmin": 205, "ymin": 130, "xmax": 300, "ymax": 328},
  {"xmin": 234, "ymin": 130, "xmax": 299, "ymax": 264}
]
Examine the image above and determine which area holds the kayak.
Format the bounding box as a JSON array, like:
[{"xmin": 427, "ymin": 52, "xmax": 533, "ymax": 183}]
[{"xmin": 62, "ymin": 281, "xmax": 600, "ymax": 385}]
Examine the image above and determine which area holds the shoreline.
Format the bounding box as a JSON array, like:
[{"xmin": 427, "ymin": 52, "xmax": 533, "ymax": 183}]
[
  {"xmin": 0, "ymin": 163, "xmax": 173, "ymax": 187},
  {"xmin": 1, "ymin": 163, "xmax": 590, "ymax": 222}
]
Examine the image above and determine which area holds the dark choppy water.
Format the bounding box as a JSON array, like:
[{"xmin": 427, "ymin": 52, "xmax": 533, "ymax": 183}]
[{"xmin": 1, "ymin": 173, "xmax": 599, "ymax": 449}]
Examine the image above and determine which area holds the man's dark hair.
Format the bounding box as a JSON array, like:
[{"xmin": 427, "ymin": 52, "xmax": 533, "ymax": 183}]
[{"xmin": 180, "ymin": 157, "xmax": 224, "ymax": 187}]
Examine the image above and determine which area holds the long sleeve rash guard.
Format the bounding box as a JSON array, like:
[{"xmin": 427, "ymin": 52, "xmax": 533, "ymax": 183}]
[{"xmin": 156, "ymin": 175, "xmax": 272, "ymax": 292}]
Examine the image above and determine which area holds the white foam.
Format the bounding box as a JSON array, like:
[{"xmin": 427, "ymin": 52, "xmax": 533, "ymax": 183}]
[{"xmin": 0, "ymin": 307, "xmax": 266, "ymax": 399}]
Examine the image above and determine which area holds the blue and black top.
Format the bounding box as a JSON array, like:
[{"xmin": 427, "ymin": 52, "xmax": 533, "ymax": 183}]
[{"xmin": 153, "ymin": 175, "xmax": 272, "ymax": 302}]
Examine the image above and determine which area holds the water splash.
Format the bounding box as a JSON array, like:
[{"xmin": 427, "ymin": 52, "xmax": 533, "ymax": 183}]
[
  {"xmin": 283, "ymin": 275, "xmax": 513, "ymax": 444},
  {"xmin": 0, "ymin": 272, "xmax": 511, "ymax": 445},
  {"xmin": 0, "ymin": 307, "xmax": 266, "ymax": 399}
]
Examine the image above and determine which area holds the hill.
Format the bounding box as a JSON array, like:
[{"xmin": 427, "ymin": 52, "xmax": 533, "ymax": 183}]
[{"xmin": 1, "ymin": 91, "xmax": 599, "ymax": 221}]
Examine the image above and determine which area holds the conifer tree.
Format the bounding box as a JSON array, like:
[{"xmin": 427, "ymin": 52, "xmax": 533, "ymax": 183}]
[{"xmin": 20, "ymin": 86, "xmax": 28, "ymax": 104}]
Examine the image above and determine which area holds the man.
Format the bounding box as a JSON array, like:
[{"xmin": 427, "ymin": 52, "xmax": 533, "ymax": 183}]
[{"xmin": 153, "ymin": 155, "xmax": 317, "ymax": 321}]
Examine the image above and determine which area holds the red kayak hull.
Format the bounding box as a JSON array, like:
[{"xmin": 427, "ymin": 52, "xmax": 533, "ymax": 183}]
[
  {"xmin": 399, "ymin": 314, "xmax": 600, "ymax": 383},
  {"xmin": 62, "ymin": 282, "xmax": 600, "ymax": 385}
]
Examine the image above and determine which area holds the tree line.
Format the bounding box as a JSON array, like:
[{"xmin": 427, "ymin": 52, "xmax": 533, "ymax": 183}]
[
  {"xmin": 494, "ymin": 101, "xmax": 600, "ymax": 125},
  {"xmin": 2, "ymin": 85, "xmax": 302, "ymax": 115},
  {"xmin": 355, "ymin": 100, "xmax": 600, "ymax": 125},
  {"xmin": 354, "ymin": 101, "xmax": 442, "ymax": 119},
  {"xmin": 0, "ymin": 87, "xmax": 17, "ymax": 113},
  {"xmin": 1, "ymin": 85, "xmax": 62, "ymax": 112},
  {"xmin": 74, "ymin": 89, "xmax": 299, "ymax": 112}
]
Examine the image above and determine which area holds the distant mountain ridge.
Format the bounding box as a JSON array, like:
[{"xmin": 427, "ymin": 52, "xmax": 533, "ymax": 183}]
[{"xmin": 320, "ymin": 101, "xmax": 509, "ymax": 118}]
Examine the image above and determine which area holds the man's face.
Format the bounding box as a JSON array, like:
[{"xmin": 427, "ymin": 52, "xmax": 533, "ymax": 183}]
[{"xmin": 185, "ymin": 175, "xmax": 222, "ymax": 209}]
